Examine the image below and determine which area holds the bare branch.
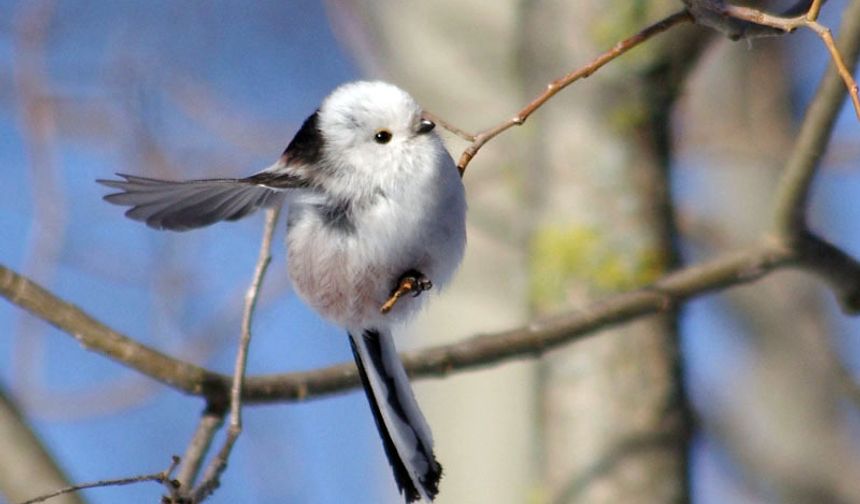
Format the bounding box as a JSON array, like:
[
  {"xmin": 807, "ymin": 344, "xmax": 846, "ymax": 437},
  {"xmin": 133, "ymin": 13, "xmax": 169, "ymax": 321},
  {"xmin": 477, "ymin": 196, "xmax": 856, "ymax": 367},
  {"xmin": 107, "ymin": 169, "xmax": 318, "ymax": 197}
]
[
  {"xmin": 175, "ymin": 410, "xmax": 224, "ymax": 495},
  {"xmin": 190, "ymin": 205, "xmax": 281, "ymax": 502},
  {"xmin": 795, "ymin": 232, "xmax": 860, "ymax": 313},
  {"xmin": 772, "ymin": 0, "xmax": 860, "ymax": 237},
  {"xmin": 18, "ymin": 456, "xmax": 180, "ymax": 504},
  {"xmin": 0, "ymin": 242, "xmax": 784, "ymax": 405},
  {"xmin": 766, "ymin": 0, "xmax": 860, "ymax": 309},
  {"xmin": 237, "ymin": 242, "xmax": 795, "ymax": 403},
  {"xmin": 0, "ymin": 240, "xmax": 855, "ymax": 407},
  {"xmin": 420, "ymin": 110, "xmax": 475, "ymax": 142},
  {"xmin": 0, "ymin": 263, "xmax": 225, "ymax": 398},
  {"xmin": 721, "ymin": 3, "xmax": 860, "ymax": 120},
  {"xmin": 455, "ymin": 9, "xmax": 693, "ymax": 175},
  {"xmin": 808, "ymin": 0, "xmax": 826, "ymax": 21}
]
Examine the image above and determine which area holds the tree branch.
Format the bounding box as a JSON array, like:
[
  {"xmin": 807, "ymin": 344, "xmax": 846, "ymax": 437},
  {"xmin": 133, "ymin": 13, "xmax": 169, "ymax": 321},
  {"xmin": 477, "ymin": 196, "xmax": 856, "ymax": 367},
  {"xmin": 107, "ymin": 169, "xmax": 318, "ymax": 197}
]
[
  {"xmin": 453, "ymin": 9, "xmax": 693, "ymax": 175},
  {"xmin": 18, "ymin": 456, "xmax": 179, "ymax": 504},
  {"xmin": 175, "ymin": 409, "xmax": 223, "ymax": 495},
  {"xmin": 189, "ymin": 205, "xmax": 281, "ymax": 502},
  {"xmin": 1, "ymin": 242, "xmax": 792, "ymax": 406},
  {"xmin": 719, "ymin": 2, "xmax": 860, "ymax": 119},
  {"xmin": 771, "ymin": 0, "xmax": 860, "ymax": 237},
  {"xmin": 0, "ymin": 263, "xmax": 225, "ymax": 398}
]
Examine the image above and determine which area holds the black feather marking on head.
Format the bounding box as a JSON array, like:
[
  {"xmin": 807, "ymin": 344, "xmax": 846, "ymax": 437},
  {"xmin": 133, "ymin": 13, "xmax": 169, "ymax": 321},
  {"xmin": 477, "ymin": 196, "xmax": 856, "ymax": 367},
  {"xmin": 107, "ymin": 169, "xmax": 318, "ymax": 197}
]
[{"xmin": 282, "ymin": 110, "xmax": 324, "ymax": 166}]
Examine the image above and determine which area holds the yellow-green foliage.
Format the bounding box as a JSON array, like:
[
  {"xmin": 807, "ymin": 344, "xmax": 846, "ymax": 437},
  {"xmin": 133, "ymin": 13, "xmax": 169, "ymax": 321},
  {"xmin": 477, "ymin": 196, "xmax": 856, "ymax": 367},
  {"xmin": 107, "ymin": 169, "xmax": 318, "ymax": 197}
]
[{"xmin": 529, "ymin": 224, "xmax": 665, "ymax": 309}]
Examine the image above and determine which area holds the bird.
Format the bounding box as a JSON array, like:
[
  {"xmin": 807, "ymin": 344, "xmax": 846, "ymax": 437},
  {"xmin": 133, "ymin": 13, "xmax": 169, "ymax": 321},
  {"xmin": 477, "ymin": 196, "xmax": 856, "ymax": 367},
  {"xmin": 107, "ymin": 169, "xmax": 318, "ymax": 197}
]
[{"xmin": 98, "ymin": 80, "xmax": 467, "ymax": 502}]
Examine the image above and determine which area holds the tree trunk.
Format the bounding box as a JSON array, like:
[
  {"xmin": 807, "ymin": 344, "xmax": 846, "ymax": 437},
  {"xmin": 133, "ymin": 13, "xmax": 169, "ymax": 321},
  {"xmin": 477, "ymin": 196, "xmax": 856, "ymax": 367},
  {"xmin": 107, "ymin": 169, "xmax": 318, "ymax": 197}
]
[{"xmin": 517, "ymin": 2, "xmax": 705, "ymax": 502}]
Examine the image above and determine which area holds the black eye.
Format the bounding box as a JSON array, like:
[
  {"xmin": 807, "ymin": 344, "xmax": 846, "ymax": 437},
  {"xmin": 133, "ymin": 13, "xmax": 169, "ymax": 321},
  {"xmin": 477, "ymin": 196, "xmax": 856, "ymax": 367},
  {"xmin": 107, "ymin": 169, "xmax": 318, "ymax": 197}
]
[{"xmin": 374, "ymin": 129, "xmax": 392, "ymax": 144}]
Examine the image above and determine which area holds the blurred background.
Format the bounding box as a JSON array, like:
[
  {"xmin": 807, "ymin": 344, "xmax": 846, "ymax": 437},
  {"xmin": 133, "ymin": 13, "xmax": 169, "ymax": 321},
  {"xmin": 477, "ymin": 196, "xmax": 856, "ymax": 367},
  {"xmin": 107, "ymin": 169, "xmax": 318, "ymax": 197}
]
[{"xmin": 1, "ymin": 0, "xmax": 859, "ymax": 503}]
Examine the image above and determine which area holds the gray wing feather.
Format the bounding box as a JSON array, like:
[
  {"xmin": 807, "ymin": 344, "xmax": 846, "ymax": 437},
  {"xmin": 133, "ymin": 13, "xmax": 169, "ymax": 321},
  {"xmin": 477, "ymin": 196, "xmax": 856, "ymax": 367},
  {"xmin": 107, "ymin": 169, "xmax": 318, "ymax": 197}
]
[{"xmin": 98, "ymin": 174, "xmax": 283, "ymax": 231}]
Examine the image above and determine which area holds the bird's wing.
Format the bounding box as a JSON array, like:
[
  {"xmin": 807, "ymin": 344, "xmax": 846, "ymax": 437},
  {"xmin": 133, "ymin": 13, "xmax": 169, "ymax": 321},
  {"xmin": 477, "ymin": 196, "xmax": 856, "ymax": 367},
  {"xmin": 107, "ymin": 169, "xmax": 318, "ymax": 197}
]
[{"xmin": 97, "ymin": 171, "xmax": 299, "ymax": 231}]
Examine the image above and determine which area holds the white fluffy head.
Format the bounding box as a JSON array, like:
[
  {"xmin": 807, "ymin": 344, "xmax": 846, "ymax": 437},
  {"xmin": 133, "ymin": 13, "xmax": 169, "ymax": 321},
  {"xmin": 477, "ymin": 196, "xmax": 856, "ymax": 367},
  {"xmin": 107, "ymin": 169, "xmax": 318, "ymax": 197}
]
[
  {"xmin": 320, "ymin": 81, "xmax": 423, "ymax": 137},
  {"xmin": 316, "ymin": 81, "xmax": 443, "ymax": 200}
]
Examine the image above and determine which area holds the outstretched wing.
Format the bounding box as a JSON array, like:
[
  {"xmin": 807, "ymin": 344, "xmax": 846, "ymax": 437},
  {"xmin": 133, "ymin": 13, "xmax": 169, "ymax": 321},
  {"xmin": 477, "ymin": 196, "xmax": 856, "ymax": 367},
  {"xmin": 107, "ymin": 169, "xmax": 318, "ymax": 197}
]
[
  {"xmin": 98, "ymin": 172, "xmax": 292, "ymax": 231},
  {"xmin": 99, "ymin": 109, "xmax": 324, "ymax": 231}
]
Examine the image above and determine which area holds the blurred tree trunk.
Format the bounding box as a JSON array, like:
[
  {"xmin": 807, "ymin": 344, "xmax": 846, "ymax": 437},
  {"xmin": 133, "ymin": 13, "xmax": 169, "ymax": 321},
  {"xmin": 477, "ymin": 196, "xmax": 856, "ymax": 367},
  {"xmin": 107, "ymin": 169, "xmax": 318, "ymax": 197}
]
[
  {"xmin": 517, "ymin": 2, "xmax": 706, "ymax": 503},
  {"xmin": 0, "ymin": 388, "xmax": 84, "ymax": 504}
]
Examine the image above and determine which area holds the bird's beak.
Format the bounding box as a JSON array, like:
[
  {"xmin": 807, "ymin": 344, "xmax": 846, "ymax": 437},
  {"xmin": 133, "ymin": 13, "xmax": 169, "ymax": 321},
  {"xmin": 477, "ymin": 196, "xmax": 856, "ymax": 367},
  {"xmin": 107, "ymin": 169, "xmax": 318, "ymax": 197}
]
[{"xmin": 417, "ymin": 118, "xmax": 436, "ymax": 134}]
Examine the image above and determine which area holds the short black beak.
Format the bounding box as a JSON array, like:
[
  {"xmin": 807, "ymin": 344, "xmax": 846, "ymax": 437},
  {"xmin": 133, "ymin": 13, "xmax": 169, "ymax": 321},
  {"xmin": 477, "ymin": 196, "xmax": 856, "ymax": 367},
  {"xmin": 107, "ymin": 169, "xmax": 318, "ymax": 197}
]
[{"xmin": 417, "ymin": 118, "xmax": 435, "ymax": 134}]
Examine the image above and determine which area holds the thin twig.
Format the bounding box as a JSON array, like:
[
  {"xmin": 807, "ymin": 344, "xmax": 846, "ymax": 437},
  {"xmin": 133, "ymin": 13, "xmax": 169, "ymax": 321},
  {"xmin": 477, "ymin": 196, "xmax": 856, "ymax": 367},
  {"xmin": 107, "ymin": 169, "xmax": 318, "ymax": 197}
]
[
  {"xmin": 807, "ymin": 20, "xmax": 860, "ymax": 118},
  {"xmin": 771, "ymin": 0, "xmax": 860, "ymax": 236},
  {"xmin": 191, "ymin": 205, "xmax": 281, "ymax": 502},
  {"xmin": 421, "ymin": 110, "xmax": 475, "ymax": 142},
  {"xmin": 722, "ymin": 4, "xmax": 860, "ymax": 119},
  {"xmin": 807, "ymin": 0, "xmax": 826, "ymax": 21},
  {"xmin": 175, "ymin": 410, "xmax": 225, "ymax": 494},
  {"xmin": 19, "ymin": 456, "xmax": 180, "ymax": 504},
  {"xmin": 455, "ymin": 9, "xmax": 693, "ymax": 175}
]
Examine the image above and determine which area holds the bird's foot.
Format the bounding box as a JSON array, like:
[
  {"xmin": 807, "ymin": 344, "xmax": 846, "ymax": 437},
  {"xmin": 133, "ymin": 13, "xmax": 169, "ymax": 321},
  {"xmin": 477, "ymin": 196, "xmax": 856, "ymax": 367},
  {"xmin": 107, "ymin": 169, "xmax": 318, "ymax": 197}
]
[{"xmin": 380, "ymin": 269, "xmax": 432, "ymax": 314}]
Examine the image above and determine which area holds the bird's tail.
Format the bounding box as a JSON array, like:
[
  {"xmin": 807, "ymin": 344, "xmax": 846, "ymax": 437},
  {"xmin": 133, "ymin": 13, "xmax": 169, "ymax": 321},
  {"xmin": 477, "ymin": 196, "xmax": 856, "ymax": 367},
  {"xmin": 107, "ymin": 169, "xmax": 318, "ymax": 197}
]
[{"xmin": 349, "ymin": 329, "xmax": 442, "ymax": 502}]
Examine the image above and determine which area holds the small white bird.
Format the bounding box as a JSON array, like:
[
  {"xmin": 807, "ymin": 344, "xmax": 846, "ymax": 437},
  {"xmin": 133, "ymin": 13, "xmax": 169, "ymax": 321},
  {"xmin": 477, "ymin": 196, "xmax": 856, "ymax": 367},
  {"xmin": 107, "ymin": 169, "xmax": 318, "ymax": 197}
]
[{"xmin": 98, "ymin": 81, "xmax": 467, "ymax": 502}]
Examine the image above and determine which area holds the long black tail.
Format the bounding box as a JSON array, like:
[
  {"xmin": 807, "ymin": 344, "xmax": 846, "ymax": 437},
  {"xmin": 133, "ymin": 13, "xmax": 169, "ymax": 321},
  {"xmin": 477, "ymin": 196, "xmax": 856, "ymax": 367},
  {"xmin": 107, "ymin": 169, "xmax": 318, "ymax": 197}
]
[{"xmin": 349, "ymin": 329, "xmax": 442, "ymax": 502}]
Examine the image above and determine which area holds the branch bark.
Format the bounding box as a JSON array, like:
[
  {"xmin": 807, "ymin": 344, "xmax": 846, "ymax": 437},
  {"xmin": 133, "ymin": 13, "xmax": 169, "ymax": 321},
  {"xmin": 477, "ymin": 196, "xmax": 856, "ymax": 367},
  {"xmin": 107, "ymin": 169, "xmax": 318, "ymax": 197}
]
[
  {"xmin": 188, "ymin": 205, "xmax": 281, "ymax": 502},
  {"xmin": 0, "ymin": 242, "xmax": 792, "ymax": 405},
  {"xmin": 19, "ymin": 456, "xmax": 179, "ymax": 504},
  {"xmin": 454, "ymin": 9, "xmax": 693, "ymax": 174},
  {"xmin": 771, "ymin": 0, "xmax": 860, "ymax": 237}
]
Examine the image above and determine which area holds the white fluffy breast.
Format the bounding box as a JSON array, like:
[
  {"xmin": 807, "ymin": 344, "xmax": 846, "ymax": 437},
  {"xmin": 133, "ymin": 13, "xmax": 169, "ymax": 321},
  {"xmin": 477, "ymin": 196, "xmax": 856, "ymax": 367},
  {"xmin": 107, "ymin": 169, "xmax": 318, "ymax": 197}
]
[{"xmin": 286, "ymin": 138, "xmax": 465, "ymax": 330}]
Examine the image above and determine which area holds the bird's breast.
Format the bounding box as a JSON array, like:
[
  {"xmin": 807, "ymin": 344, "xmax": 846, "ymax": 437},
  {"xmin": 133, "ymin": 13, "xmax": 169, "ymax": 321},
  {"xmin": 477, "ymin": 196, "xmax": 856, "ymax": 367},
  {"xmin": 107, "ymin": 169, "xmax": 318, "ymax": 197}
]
[
  {"xmin": 285, "ymin": 164, "xmax": 466, "ymax": 329},
  {"xmin": 285, "ymin": 196, "xmax": 417, "ymax": 328}
]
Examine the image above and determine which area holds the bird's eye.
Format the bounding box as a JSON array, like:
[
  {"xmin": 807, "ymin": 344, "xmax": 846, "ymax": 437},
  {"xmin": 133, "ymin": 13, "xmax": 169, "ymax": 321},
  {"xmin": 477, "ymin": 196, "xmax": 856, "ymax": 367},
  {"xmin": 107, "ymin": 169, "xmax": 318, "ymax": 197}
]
[{"xmin": 374, "ymin": 129, "xmax": 392, "ymax": 144}]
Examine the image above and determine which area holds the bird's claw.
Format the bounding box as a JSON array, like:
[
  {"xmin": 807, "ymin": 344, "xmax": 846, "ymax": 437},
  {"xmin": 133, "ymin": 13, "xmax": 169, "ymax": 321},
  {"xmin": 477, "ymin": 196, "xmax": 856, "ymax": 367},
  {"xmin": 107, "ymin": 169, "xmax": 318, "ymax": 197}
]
[{"xmin": 380, "ymin": 270, "xmax": 432, "ymax": 314}]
